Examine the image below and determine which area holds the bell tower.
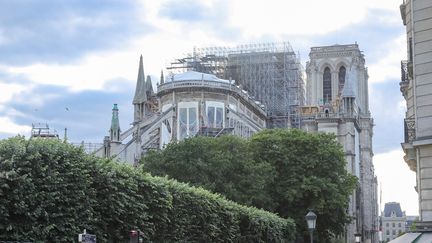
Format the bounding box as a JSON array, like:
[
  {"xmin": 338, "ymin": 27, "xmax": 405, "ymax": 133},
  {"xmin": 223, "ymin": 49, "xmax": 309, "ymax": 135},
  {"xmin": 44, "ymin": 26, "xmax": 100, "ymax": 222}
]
[{"xmin": 302, "ymin": 44, "xmax": 378, "ymax": 243}]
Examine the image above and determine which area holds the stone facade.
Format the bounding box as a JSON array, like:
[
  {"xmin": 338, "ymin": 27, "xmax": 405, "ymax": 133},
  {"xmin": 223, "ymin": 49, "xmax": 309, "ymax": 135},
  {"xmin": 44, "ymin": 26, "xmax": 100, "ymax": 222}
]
[
  {"xmin": 95, "ymin": 56, "xmax": 267, "ymax": 164},
  {"xmin": 301, "ymin": 44, "xmax": 379, "ymax": 243},
  {"xmin": 381, "ymin": 202, "xmax": 406, "ymax": 242},
  {"xmin": 400, "ymin": 0, "xmax": 432, "ymax": 224}
]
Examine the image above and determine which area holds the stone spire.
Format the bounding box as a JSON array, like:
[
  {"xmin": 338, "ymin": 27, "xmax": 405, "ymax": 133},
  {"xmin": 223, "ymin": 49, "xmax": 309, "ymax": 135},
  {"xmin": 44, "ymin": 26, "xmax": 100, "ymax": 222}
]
[
  {"xmin": 145, "ymin": 75, "xmax": 154, "ymax": 98},
  {"xmin": 110, "ymin": 104, "xmax": 121, "ymax": 142},
  {"xmin": 160, "ymin": 70, "xmax": 164, "ymax": 84},
  {"xmin": 133, "ymin": 55, "xmax": 147, "ymax": 104},
  {"xmin": 341, "ymin": 75, "xmax": 356, "ymax": 115},
  {"xmin": 342, "ymin": 74, "xmax": 356, "ymax": 98}
]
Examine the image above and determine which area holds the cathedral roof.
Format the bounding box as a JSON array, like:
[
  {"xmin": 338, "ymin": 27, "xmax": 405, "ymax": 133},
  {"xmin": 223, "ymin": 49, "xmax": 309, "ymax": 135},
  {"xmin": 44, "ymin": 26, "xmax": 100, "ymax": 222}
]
[{"xmin": 133, "ymin": 55, "xmax": 147, "ymax": 104}]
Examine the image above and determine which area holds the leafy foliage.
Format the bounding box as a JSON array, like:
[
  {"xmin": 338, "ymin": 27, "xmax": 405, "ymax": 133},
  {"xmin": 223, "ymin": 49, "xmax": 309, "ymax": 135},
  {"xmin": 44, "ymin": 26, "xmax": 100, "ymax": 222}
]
[
  {"xmin": 142, "ymin": 129, "xmax": 357, "ymax": 242},
  {"xmin": 143, "ymin": 135, "xmax": 273, "ymax": 208},
  {"xmin": 0, "ymin": 136, "xmax": 294, "ymax": 242},
  {"xmin": 249, "ymin": 129, "xmax": 357, "ymax": 241}
]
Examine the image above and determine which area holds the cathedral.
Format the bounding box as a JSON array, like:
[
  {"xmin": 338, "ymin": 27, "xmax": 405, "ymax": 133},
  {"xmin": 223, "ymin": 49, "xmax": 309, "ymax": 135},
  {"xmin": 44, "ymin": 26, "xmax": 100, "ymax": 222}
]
[
  {"xmin": 301, "ymin": 44, "xmax": 378, "ymax": 243},
  {"xmin": 95, "ymin": 43, "xmax": 378, "ymax": 243},
  {"xmin": 94, "ymin": 55, "xmax": 267, "ymax": 163}
]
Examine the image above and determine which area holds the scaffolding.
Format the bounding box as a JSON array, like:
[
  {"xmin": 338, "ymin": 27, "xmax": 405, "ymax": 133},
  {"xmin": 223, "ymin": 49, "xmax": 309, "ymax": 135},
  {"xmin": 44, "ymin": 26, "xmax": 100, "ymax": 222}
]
[
  {"xmin": 30, "ymin": 123, "xmax": 59, "ymax": 139},
  {"xmin": 167, "ymin": 42, "xmax": 305, "ymax": 128}
]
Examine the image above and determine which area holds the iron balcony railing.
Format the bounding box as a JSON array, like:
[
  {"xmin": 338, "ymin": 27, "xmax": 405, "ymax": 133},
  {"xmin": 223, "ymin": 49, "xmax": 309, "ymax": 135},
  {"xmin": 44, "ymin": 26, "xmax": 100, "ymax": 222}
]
[
  {"xmin": 401, "ymin": 60, "xmax": 409, "ymax": 83},
  {"xmin": 404, "ymin": 118, "xmax": 416, "ymax": 143}
]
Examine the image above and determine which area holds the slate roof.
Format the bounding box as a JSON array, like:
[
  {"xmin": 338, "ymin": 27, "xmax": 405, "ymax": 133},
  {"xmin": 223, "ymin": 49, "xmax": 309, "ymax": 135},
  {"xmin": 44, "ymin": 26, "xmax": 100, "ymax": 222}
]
[{"xmin": 384, "ymin": 202, "xmax": 404, "ymax": 217}]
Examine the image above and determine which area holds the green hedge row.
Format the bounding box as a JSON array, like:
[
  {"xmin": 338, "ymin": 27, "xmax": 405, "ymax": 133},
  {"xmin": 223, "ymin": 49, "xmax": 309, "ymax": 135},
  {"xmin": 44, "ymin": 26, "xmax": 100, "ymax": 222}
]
[{"xmin": 0, "ymin": 137, "xmax": 295, "ymax": 242}]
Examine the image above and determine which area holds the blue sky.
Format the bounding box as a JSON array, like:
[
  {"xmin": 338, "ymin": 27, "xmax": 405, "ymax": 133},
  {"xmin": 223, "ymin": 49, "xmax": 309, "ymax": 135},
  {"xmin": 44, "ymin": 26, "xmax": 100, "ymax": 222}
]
[{"xmin": 0, "ymin": 0, "xmax": 417, "ymax": 215}]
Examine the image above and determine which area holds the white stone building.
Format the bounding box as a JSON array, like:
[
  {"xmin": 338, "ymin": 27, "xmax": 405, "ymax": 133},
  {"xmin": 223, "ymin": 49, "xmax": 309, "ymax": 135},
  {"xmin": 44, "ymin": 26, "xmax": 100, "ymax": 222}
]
[
  {"xmin": 301, "ymin": 44, "xmax": 379, "ymax": 243},
  {"xmin": 381, "ymin": 202, "xmax": 407, "ymax": 242},
  {"xmin": 399, "ymin": 0, "xmax": 432, "ymax": 227},
  {"xmin": 95, "ymin": 55, "xmax": 267, "ymax": 164}
]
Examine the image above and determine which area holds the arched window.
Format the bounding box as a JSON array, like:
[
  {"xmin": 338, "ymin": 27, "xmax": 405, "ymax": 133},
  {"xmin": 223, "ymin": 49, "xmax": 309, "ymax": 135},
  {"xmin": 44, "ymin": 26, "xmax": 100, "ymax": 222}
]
[
  {"xmin": 323, "ymin": 67, "xmax": 332, "ymax": 103},
  {"xmin": 338, "ymin": 66, "xmax": 346, "ymax": 95}
]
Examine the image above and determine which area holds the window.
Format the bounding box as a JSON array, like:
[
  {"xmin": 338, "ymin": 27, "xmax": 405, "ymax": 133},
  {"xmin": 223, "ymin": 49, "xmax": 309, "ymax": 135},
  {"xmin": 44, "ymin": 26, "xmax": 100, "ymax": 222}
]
[
  {"xmin": 398, "ymin": 223, "xmax": 401, "ymax": 227},
  {"xmin": 392, "ymin": 222, "xmax": 395, "ymax": 227},
  {"xmin": 386, "ymin": 230, "xmax": 389, "ymax": 235},
  {"xmin": 206, "ymin": 102, "xmax": 224, "ymax": 128},
  {"xmin": 338, "ymin": 66, "xmax": 346, "ymax": 95},
  {"xmin": 392, "ymin": 229, "xmax": 396, "ymax": 235},
  {"xmin": 399, "ymin": 229, "xmax": 402, "ymax": 235},
  {"xmin": 386, "ymin": 222, "xmax": 389, "ymax": 227},
  {"xmin": 178, "ymin": 103, "xmax": 198, "ymax": 140},
  {"xmin": 323, "ymin": 67, "xmax": 332, "ymax": 103}
]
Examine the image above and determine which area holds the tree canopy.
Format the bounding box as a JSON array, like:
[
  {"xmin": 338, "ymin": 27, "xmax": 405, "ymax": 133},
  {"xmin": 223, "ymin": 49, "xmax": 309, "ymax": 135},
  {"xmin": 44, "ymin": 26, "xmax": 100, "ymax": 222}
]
[
  {"xmin": 0, "ymin": 136, "xmax": 295, "ymax": 242},
  {"xmin": 142, "ymin": 129, "xmax": 357, "ymax": 242}
]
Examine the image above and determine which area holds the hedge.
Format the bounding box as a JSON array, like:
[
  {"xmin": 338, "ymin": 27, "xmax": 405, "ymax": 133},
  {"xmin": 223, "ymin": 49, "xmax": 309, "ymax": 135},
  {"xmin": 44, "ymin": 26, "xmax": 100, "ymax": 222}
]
[{"xmin": 0, "ymin": 137, "xmax": 295, "ymax": 242}]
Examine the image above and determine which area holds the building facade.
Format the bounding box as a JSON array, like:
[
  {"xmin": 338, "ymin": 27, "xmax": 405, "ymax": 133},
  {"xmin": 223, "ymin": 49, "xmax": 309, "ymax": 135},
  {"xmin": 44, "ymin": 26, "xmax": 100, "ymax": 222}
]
[
  {"xmin": 301, "ymin": 44, "xmax": 379, "ymax": 243},
  {"xmin": 381, "ymin": 202, "xmax": 407, "ymax": 242},
  {"xmin": 399, "ymin": 0, "xmax": 432, "ymax": 225},
  {"xmin": 95, "ymin": 56, "xmax": 267, "ymax": 164}
]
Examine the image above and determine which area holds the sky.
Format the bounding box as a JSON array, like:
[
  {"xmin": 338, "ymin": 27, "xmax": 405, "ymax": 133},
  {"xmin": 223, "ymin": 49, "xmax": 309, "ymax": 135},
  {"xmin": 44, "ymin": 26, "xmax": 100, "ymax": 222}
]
[{"xmin": 0, "ymin": 0, "xmax": 418, "ymax": 215}]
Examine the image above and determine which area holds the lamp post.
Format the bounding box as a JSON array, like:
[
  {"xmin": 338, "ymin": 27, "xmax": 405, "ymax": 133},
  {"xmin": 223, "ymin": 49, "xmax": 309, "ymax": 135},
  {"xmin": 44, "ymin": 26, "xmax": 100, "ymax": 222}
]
[
  {"xmin": 305, "ymin": 210, "xmax": 317, "ymax": 243},
  {"xmin": 355, "ymin": 232, "xmax": 362, "ymax": 243}
]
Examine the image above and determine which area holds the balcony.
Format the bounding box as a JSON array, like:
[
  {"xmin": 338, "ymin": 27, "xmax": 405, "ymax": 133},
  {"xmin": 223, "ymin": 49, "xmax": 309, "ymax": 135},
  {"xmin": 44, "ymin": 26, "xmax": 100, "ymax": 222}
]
[
  {"xmin": 401, "ymin": 60, "xmax": 409, "ymax": 82},
  {"xmin": 404, "ymin": 118, "xmax": 416, "ymax": 143},
  {"xmin": 400, "ymin": 60, "xmax": 412, "ymax": 96}
]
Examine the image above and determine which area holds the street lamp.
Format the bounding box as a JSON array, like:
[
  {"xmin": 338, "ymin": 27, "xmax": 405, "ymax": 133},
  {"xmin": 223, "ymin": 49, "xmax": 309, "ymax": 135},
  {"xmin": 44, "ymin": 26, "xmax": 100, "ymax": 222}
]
[
  {"xmin": 355, "ymin": 232, "xmax": 362, "ymax": 243},
  {"xmin": 305, "ymin": 210, "xmax": 317, "ymax": 243}
]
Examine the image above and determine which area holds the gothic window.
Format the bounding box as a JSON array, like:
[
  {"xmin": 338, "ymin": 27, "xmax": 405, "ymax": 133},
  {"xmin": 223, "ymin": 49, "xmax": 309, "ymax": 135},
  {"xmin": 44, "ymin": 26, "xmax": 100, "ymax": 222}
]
[
  {"xmin": 323, "ymin": 67, "xmax": 332, "ymax": 103},
  {"xmin": 338, "ymin": 66, "xmax": 346, "ymax": 95}
]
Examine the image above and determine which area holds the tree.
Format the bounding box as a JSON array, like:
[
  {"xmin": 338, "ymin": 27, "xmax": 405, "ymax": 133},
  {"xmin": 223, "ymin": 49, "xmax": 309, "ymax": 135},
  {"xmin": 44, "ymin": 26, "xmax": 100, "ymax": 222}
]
[
  {"xmin": 0, "ymin": 136, "xmax": 294, "ymax": 242},
  {"xmin": 249, "ymin": 129, "xmax": 357, "ymax": 241},
  {"xmin": 142, "ymin": 129, "xmax": 357, "ymax": 242},
  {"xmin": 142, "ymin": 135, "xmax": 273, "ymax": 208}
]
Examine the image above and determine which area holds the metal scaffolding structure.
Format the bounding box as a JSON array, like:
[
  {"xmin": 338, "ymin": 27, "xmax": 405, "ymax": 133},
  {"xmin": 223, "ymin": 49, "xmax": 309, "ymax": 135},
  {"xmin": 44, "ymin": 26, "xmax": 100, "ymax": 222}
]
[{"xmin": 168, "ymin": 42, "xmax": 305, "ymax": 128}]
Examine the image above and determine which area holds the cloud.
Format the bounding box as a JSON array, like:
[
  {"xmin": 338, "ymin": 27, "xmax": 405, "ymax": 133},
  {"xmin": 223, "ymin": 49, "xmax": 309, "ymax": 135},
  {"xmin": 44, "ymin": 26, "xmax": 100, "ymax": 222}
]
[
  {"xmin": 370, "ymin": 81, "xmax": 405, "ymax": 153},
  {"xmin": 367, "ymin": 35, "xmax": 406, "ymax": 83},
  {"xmin": 0, "ymin": 117, "xmax": 31, "ymax": 137},
  {"xmin": 1, "ymin": 81, "xmax": 135, "ymax": 142},
  {"xmin": 0, "ymin": 0, "xmax": 151, "ymax": 66},
  {"xmin": 159, "ymin": 0, "xmax": 208, "ymax": 22},
  {"xmin": 226, "ymin": 0, "xmax": 399, "ymax": 38},
  {"xmin": 373, "ymin": 149, "xmax": 418, "ymax": 215},
  {"xmin": 6, "ymin": 49, "xmax": 149, "ymax": 91}
]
